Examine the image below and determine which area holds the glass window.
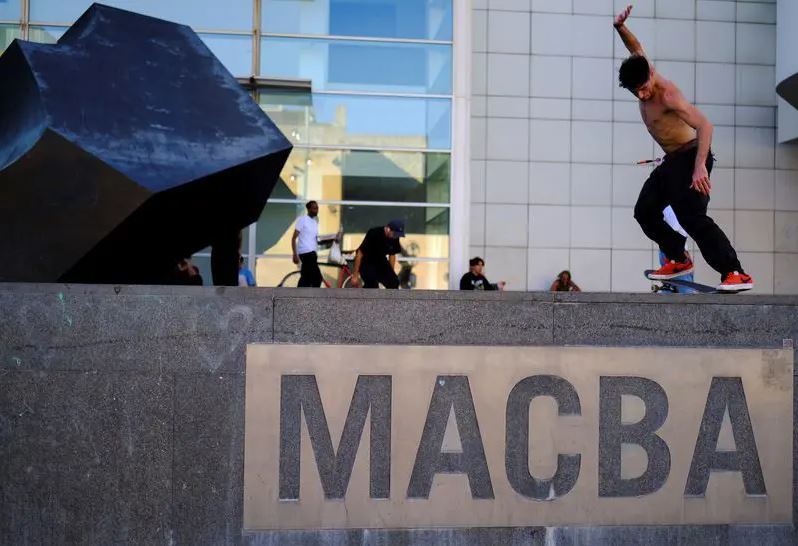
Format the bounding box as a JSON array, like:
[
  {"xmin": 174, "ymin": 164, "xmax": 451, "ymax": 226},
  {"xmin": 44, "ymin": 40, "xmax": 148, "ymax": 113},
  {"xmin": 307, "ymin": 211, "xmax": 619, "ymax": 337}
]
[
  {"xmin": 28, "ymin": 25, "xmax": 63, "ymax": 43},
  {"xmin": 0, "ymin": 1, "xmax": 21, "ymax": 21},
  {"xmin": 29, "ymin": 0, "xmax": 252, "ymax": 31},
  {"xmin": 198, "ymin": 33, "xmax": 252, "ymax": 77},
  {"xmin": 0, "ymin": 24, "xmax": 21, "ymax": 53},
  {"xmin": 255, "ymin": 202, "xmax": 449, "ymax": 259},
  {"xmin": 278, "ymin": 148, "xmax": 450, "ymax": 203},
  {"xmin": 24, "ymin": 26, "xmax": 251, "ymax": 77},
  {"xmin": 262, "ymin": 0, "xmax": 452, "ymax": 41},
  {"xmin": 261, "ymin": 37, "xmax": 452, "ymax": 94},
  {"xmin": 255, "ymin": 256, "xmax": 448, "ymax": 289},
  {"xmin": 395, "ymin": 260, "xmax": 449, "ymax": 290},
  {"xmin": 254, "ymin": 256, "xmax": 345, "ymax": 288},
  {"xmin": 260, "ymin": 91, "xmax": 451, "ymax": 149}
]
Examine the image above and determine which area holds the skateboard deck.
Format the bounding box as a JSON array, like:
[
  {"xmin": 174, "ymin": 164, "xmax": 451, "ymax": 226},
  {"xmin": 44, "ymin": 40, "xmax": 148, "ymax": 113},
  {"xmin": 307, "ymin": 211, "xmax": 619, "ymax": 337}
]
[{"xmin": 644, "ymin": 270, "xmax": 738, "ymax": 294}]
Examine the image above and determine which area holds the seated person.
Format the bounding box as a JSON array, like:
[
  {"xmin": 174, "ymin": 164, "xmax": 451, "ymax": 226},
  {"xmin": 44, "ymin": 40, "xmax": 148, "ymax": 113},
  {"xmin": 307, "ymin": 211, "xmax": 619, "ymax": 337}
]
[
  {"xmin": 175, "ymin": 257, "xmax": 203, "ymax": 286},
  {"xmin": 238, "ymin": 255, "xmax": 255, "ymax": 287},
  {"xmin": 550, "ymin": 270, "xmax": 580, "ymax": 292},
  {"xmin": 460, "ymin": 257, "xmax": 505, "ymax": 290}
]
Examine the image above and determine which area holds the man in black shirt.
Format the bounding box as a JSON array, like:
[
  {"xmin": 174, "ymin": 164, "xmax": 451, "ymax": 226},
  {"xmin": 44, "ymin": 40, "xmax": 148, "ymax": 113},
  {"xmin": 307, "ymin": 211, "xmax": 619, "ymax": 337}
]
[
  {"xmin": 460, "ymin": 257, "xmax": 505, "ymax": 291},
  {"xmin": 351, "ymin": 220, "xmax": 405, "ymax": 288}
]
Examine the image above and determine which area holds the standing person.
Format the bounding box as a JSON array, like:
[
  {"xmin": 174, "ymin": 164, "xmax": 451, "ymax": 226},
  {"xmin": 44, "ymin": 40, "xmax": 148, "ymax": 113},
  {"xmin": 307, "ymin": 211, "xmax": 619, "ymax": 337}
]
[
  {"xmin": 460, "ymin": 257, "xmax": 505, "ymax": 291},
  {"xmin": 351, "ymin": 220, "xmax": 405, "ymax": 288},
  {"xmin": 550, "ymin": 270, "xmax": 580, "ymax": 292},
  {"xmin": 614, "ymin": 5, "xmax": 753, "ymax": 291},
  {"xmin": 291, "ymin": 201, "xmax": 322, "ymax": 287}
]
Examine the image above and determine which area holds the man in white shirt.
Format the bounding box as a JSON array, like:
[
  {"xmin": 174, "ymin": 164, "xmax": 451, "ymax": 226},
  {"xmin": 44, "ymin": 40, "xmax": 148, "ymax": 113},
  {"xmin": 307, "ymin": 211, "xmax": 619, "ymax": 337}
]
[{"xmin": 291, "ymin": 201, "xmax": 322, "ymax": 287}]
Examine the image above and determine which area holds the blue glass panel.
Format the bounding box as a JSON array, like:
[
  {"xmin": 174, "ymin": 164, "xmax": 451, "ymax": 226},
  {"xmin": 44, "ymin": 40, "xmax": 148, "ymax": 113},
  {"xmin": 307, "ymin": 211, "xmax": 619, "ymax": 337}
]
[
  {"xmin": 261, "ymin": 37, "xmax": 451, "ymax": 94},
  {"xmin": 28, "ymin": 25, "xmax": 63, "ymax": 43},
  {"xmin": 26, "ymin": 26, "xmax": 251, "ymax": 77},
  {"xmin": 30, "ymin": 0, "xmax": 251, "ymax": 31},
  {"xmin": 262, "ymin": 0, "xmax": 452, "ymax": 41},
  {"xmin": 0, "ymin": 0, "xmax": 21, "ymax": 20},
  {"xmin": 260, "ymin": 92, "xmax": 451, "ymax": 149},
  {"xmin": 0, "ymin": 24, "xmax": 21, "ymax": 53},
  {"xmin": 198, "ymin": 33, "xmax": 252, "ymax": 77},
  {"xmin": 278, "ymin": 148, "xmax": 451, "ymax": 203}
]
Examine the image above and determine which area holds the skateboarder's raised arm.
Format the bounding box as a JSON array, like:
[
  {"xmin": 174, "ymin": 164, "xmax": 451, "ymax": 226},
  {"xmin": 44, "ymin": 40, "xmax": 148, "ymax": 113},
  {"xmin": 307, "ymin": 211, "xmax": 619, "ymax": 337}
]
[{"xmin": 613, "ymin": 5, "xmax": 646, "ymax": 58}]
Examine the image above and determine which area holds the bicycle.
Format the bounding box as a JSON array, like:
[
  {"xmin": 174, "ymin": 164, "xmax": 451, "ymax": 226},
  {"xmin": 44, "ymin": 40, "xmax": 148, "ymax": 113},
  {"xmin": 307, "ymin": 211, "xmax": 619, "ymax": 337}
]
[
  {"xmin": 277, "ymin": 253, "xmax": 357, "ymax": 288},
  {"xmin": 277, "ymin": 230, "xmax": 417, "ymax": 289},
  {"xmin": 277, "ymin": 229, "xmax": 357, "ymax": 288}
]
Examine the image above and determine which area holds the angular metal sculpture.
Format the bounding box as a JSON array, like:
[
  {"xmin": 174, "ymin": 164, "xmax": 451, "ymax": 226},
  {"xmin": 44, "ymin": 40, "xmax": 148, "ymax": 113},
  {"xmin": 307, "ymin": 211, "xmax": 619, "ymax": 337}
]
[{"xmin": 0, "ymin": 3, "xmax": 292, "ymax": 284}]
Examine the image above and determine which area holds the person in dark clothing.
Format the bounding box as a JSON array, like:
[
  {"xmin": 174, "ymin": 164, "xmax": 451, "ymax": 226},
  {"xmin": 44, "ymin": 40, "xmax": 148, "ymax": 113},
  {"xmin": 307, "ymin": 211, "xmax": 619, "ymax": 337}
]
[
  {"xmin": 175, "ymin": 257, "xmax": 203, "ymax": 285},
  {"xmin": 460, "ymin": 257, "xmax": 505, "ymax": 291},
  {"xmin": 351, "ymin": 220, "xmax": 405, "ymax": 288}
]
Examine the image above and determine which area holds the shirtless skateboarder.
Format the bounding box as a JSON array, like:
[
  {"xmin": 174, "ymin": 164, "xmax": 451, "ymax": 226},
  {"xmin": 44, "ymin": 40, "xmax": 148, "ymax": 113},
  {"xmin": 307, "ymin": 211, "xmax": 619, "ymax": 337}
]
[{"xmin": 614, "ymin": 5, "xmax": 753, "ymax": 291}]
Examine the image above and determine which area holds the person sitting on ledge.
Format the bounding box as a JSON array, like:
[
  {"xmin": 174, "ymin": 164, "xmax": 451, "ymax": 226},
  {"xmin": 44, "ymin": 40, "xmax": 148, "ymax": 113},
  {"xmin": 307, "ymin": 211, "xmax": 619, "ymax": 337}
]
[
  {"xmin": 550, "ymin": 270, "xmax": 581, "ymax": 292},
  {"xmin": 460, "ymin": 257, "xmax": 505, "ymax": 291}
]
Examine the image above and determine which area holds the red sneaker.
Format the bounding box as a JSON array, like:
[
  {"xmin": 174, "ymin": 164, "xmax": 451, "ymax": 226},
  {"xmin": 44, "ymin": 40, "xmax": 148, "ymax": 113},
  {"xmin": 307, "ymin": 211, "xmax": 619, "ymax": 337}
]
[
  {"xmin": 648, "ymin": 256, "xmax": 694, "ymax": 279},
  {"xmin": 718, "ymin": 271, "xmax": 754, "ymax": 291}
]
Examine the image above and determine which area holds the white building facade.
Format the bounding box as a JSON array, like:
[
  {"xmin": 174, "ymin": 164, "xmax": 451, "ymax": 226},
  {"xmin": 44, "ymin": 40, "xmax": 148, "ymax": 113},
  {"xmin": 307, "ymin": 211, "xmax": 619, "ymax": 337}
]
[{"xmin": 469, "ymin": 0, "xmax": 798, "ymax": 294}]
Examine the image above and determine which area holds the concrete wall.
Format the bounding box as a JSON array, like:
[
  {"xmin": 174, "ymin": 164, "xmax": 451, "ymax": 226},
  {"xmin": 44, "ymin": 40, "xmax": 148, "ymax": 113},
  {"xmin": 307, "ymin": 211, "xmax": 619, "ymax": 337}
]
[
  {"xmin": 1, "ymin": 283, "xmax": 797, "ymax": 545},
  {"xmin": 470, "ymin": 0, "xmax": 798, "ymax": 295}
]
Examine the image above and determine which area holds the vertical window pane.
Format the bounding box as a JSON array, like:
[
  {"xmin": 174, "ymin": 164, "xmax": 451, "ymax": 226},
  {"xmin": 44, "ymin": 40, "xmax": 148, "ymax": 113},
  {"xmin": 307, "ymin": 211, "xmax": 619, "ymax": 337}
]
[
  {"xmin": 198, "ymin": 33, "xmax": 252, "ymax": 77},
  {"xmin": 397, "ymin": 260, "xmax": 448, "ymax": 290},
  {"xmin": 0, "ymin": 0, "xmax": 21, "ymax": 20},
  {"xmin": 262, "ymin": 0, "xmax": 452, "ymax": 41},
  {"xmin": 261, "ymin": 37, "xmax": 452, "ymax": 94},
  {"xmin": 255, "ymin": 202, "xmax": 304, "ymax": 256},
  {"xmin": 28, "ymin": 25, "xmax": 64, "ymax": 43},
  {"xmin": 256, "ymin": 257, "xmax": 294, "ymax": 287},
  {"xmin": 30, "ymin": 0, "xmax": 252, "ymax": 31},
  {"xmin": 260, "ymin": 92, "xmax": 452, "ymax": 149},
  {"xmin": 0, "ymin": 24, "xmax": 21, "ymax": 53}
]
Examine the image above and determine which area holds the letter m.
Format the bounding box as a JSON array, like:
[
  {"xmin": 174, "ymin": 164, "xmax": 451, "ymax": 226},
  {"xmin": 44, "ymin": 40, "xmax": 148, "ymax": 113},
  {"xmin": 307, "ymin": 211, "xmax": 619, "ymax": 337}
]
[{"xmin": 279, "ymin": 375, "xmax": 391, "ymax": 500}]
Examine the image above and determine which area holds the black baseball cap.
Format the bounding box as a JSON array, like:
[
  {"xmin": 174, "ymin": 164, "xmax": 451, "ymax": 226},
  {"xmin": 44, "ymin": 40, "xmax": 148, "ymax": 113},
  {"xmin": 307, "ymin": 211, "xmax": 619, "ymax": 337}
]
[{"xmin": 387, "ymin": 219, "xmax": 405, "ymax": 237}]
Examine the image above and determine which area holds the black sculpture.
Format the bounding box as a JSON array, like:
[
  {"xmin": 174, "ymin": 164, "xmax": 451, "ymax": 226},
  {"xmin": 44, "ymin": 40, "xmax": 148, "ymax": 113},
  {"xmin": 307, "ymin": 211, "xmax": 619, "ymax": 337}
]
[{"xmin": 0, "ymin": 3, "xmax": 292, "ymax": 285}]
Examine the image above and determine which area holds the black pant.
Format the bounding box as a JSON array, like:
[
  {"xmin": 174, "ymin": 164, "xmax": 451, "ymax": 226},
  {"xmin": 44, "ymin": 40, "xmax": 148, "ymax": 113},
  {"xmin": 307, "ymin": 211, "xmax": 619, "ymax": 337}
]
[
  {"xmin": 210, "ymin": 230, "xmax": 240, "ymax": 286},
  {"xmin": 360, "ymin": 259, "xmax": 399, "ymax": 289},
  {"xmin": 634, "ymin": 147, "xmax": 742, "ymax": 277},
  {"xmin": 298, "ymin": 251, "xmax": 322, "ymax": 287}
]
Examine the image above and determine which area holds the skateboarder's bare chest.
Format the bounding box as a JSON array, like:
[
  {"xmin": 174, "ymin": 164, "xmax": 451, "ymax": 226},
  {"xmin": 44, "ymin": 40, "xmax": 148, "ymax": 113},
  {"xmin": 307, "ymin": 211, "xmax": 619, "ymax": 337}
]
[{"xmin": 640, "ymin": 101, "xmax": 696, "ymax": 153}]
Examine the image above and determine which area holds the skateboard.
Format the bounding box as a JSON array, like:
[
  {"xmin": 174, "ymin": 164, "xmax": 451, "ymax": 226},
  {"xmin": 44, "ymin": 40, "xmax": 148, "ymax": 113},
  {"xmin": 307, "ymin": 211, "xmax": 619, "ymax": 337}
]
[{"xmin": 644, "ymin": 270, "xmax": 738, "ymax": 294}]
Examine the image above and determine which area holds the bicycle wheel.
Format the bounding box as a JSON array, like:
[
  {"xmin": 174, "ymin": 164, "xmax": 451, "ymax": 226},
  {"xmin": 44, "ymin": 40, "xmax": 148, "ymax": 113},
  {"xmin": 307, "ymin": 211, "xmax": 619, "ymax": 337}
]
[
  {"xmin": 277, "ymin": 270, "xmax": 302, "ymax": 287},
  {"xmin": 318, "ymin": 263, "xmax": 345, "ymax": 288},
  {"xmin": 341, "ymin": 274, "xmax": 355, "ymax": 288}
]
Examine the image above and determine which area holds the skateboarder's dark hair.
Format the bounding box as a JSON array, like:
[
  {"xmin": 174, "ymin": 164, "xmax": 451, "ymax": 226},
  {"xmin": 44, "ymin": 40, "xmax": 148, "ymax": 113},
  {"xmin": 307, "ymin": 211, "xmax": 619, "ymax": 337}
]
[{"xmin": 618, "ymin": 54, "xmax": 650, "ymax": 91}]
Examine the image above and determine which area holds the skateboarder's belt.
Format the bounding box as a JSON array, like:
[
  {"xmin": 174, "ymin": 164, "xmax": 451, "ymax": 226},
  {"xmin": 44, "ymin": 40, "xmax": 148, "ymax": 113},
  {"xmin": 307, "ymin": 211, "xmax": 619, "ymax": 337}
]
[{"xmin": 664, "ymin": 138, "xmax": 698, "ymax": 158}]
